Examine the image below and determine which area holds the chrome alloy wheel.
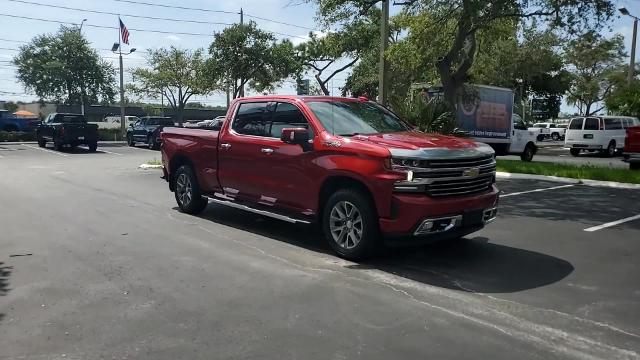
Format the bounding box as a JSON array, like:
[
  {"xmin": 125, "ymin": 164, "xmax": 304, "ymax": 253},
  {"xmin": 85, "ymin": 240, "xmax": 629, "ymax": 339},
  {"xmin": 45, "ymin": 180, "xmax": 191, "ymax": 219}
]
[
  {"xmin": 176, "ymin": 173, "xmax": 193, "ymax": 206},
  {"xmin": 329, "ymin": 201, "xmax": 363, "ymax": 249}
]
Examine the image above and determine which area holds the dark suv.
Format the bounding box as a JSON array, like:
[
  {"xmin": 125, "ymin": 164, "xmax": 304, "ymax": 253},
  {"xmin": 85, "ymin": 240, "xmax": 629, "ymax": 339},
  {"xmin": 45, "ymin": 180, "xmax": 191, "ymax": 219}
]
[{"xmin": 126, "ymin": 116, "xmax": 175, "ymax": 149}]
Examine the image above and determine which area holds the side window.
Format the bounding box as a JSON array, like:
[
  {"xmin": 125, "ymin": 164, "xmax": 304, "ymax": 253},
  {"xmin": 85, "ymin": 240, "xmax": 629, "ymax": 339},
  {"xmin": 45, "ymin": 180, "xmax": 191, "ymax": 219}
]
[
  {"xmin": 584, "ymin": 118, "xmax": 599, "ymax": 130},
  {"xmin": 604, "ymin": 118, "xmax": 622, "ymax": 130},
  {"xmin": 232, "ymin": 102, "xmax": 272, "ymax": 137},
  {"xmin": 269, "ymin": 102, "xmax": 313, "ymax": 138},
  {"xmin": 568, "ymin": 118, "xmax": 583, "ymax": 130}
]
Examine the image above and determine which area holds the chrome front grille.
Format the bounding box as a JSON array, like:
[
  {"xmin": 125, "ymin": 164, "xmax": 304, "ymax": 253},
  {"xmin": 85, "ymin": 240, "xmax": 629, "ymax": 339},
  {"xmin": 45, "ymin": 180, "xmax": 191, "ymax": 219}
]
[{"xmin": 394, "ymin": 154, "xmax": 496, "ymax": 197}]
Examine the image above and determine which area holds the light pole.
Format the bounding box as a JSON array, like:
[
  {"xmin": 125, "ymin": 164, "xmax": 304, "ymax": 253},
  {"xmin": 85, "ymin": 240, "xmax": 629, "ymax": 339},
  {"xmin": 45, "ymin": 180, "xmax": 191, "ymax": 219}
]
[
  {"xmin": 112, "ymin": 43, "xmax": 136, "ymax": 137},
  {"xmin": 378, "ymin": 0, "xmax": 389, "ymax": 105},
  {"xmin": 620, "ymin": 7, "xmax": 638, "ymax": 85},
  {"xmin": 78, "ymin": 19, "xmax": 87, "ymax": 115}
]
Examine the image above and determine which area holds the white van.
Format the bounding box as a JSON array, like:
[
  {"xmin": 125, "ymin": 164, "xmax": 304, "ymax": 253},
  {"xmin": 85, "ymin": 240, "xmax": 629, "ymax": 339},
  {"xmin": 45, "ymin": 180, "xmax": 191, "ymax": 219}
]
[{"xmin": 565, "ymin": 116, "xmax": 640, "ymax": 157}]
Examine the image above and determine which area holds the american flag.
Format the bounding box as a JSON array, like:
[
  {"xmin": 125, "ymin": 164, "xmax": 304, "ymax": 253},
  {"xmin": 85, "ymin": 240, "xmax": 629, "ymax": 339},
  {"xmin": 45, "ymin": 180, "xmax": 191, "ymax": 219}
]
[{"xmin": 119, "ymin": 18, "xmax": 130, "ymax": 45}]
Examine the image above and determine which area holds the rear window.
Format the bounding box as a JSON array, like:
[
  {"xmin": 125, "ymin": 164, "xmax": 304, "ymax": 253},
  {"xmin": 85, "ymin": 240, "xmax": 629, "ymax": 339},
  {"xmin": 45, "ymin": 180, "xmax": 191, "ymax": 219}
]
[
  {"xmin": 54, "ymin": 114, "xmax": 85, "ymax": 123},
  {"xmin": 557, "ymin": 124, "xmax": 567, "ymax": 129},
  {"xmin": 584, "ymin": 118, "xmax": 600, "ymax": 130},
  {"xmin": 568, "ymin": 118, "xmax": 583, "ymax": 130},
  {"xmin": 604, "ymin": 118, "xmax": 622, "ymax": 130},
  {"xmin": 533, "ymin": 124, "xmax": 547, "ymax": 128}
]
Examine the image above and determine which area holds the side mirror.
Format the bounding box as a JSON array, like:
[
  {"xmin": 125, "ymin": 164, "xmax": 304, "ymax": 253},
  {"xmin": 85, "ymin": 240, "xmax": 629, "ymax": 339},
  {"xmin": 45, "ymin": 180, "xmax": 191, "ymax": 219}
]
[{"xmin": 281, "ymin": 128, "xmax": 311, "ymax": 150}]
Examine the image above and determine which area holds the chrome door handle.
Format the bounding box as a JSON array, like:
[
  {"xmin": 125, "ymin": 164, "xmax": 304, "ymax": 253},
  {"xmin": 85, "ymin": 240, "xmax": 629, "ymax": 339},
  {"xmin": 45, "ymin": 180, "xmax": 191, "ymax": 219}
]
[
  {"xmin": 260, "ymin": 148, "xmax": 274, "ymax": 154},
  {"xmin": 220, "ymin": 143, "xmax": 231, "ymax": 149}
]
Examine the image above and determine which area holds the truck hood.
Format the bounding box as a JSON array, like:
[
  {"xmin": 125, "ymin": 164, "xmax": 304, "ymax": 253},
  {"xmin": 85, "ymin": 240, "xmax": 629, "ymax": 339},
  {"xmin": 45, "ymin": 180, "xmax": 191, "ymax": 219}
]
[{"xmin": 348, "ymin": 131, "xmax": 494, "ymax": 159}]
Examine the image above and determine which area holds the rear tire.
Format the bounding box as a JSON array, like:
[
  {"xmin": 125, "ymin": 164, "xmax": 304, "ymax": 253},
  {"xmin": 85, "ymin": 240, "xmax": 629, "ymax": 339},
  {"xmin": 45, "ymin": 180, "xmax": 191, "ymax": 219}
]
[
  {"xmin": 570, "ymin": 148, "xmax": 581, "ymax": 157},
  {"xmin": 520, "ymin": 143, "xmax": 535, "ymax": 162},
  {"xmin": 53, "ymin": 136, "xmax": 63, "ymax": 151},
  {"xmin": 551, "ymin": 133, "xmax": 560, "ymax": 141},
  {"xmin": 174, "ymin": 165, "xmax": 208, "ymax": 215},
  {"xmin": 604, "ymin": 141, "xmax": 616, "ymax": 158},
  {"xmin": 322, "ymin": 188, "xmax": 379, "ymax": 260},
  {"xmin": 88, "ymin": 143, "xmax": 97, "ymax": 152},
  {"xmin": 37, "ymin": 138, "xmax": 46, "ymax": 148},
  {"xmin": 537, "ymin": 134, "xmax": 545, "ymax": 142}
]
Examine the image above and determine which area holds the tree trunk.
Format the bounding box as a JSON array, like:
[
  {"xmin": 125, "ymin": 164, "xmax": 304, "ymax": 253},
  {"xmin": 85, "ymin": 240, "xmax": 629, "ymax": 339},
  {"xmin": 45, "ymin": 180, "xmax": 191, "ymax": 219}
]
[
  {"xmin": 316, "ymin": 74, "xmax": 330, "ymax": 95},
  {"xmin": 176, "ymin": 104, "xmax": 185, "ymax": 127}
]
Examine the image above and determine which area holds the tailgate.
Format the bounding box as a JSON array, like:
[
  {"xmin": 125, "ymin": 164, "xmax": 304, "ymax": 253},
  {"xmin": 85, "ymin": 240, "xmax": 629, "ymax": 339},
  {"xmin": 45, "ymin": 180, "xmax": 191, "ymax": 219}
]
[{"xmin": 63, "ymin": 124, "xmax": 98, "ymax": 140}]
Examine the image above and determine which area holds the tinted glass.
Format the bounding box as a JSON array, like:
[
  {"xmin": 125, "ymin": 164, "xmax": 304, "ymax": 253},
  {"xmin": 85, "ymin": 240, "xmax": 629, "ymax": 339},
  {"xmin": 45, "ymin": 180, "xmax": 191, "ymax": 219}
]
[
  {"xmin": 233, "ymin": 102, "xmax": 271, "ymax": 136},
  {"xmin": 556, "ymin": 124, "xmax": 567, "ymax": 129},
  {"xmin": 533, "ymin": 124, "xmax": 547, "ymax": 128},
  {"xmin": 604, "ymin": 118, "xmax": 622, "ymax": 130},
  {"xmin": 146, "ymin": 118, "xmax": 158, "ymax": 126},
  {"xmin": 584, "ymin": 118, "xmax": 599, "ymax": 130},
  {"xmin": 568, "ymin": 118, "xmax": 583, "ymax": 129},
  {"xmin": 55, "ymin": 114, "xmax": 85, "ymax": 123},
  {"xmin": 158, "ymin": 119, "xmax": 174, "ymax": 126},
  {"xmin": 268, "ymin": 102, "xmax": 312, "ymax": 138},
  {"xmin": 307, "ymin": 101, "xmax": 410, "ymax": 135}
]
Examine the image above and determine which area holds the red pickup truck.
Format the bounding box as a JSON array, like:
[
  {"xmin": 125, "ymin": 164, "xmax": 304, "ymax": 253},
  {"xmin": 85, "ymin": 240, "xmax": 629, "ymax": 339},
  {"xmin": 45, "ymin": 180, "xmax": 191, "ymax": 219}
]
[
  {"xmin": 161, "ymin": 96, "xmax": 499, "ymax": 259},
  {"xmin": 624, "ymin": 126, "xmax": 640, "ymax": 170}
]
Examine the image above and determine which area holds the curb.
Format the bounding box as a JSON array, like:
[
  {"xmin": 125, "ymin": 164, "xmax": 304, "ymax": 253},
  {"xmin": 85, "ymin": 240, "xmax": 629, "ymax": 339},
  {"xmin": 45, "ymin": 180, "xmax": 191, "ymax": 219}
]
[
  {"xmin": 139, "ymin": 164, "xmax": 163, "ymax": 169},
  {"xmin": 496, "ymin": 171, "xmax": 640, "ymax": 189}
]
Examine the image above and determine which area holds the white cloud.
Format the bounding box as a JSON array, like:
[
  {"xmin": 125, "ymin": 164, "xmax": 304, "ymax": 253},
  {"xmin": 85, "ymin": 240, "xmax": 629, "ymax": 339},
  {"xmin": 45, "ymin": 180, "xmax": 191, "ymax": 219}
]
[{"xmin": 166, "ymin": 35, "xmax": 181, "ymax": 42}]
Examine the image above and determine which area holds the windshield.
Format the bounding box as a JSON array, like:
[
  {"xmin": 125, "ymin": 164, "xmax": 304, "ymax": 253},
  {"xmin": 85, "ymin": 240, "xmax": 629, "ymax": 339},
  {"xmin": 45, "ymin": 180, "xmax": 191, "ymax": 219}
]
[
  {"xmin": 306, "ymin": 100, "xmax": 410, "ymax": 135},
  {"xmin": 147, "ymin": 118, "xmax": 174, "ymax": 126}
]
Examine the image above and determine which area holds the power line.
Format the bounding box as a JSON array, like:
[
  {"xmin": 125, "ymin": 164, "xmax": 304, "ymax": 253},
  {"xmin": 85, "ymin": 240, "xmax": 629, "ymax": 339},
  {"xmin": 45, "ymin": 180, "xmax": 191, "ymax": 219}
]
[
  {"xmin": 5, "ymin": 0, "xmax": 233, "ymax": 27},
  {"xmin": 109, "ymin": 0, "xmax": 317, "ymax": 31},
  {"xmin": 0, "ymin": 13, "xmax": 215, "ymax": 37}
]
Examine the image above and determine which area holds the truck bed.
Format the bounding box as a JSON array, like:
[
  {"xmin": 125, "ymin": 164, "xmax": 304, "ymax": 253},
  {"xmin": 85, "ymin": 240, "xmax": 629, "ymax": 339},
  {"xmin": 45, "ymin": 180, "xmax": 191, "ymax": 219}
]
[{"xmin": 161, "ymin": 127, "xmax": 221, "ymax": 193}]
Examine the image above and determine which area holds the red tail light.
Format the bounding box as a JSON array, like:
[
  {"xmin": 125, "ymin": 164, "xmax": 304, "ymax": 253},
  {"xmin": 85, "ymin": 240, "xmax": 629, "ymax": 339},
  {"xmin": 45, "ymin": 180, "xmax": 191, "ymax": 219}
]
[{"xmin": 59, "ymin": 127, "xmax": 65, "ymax": 136}]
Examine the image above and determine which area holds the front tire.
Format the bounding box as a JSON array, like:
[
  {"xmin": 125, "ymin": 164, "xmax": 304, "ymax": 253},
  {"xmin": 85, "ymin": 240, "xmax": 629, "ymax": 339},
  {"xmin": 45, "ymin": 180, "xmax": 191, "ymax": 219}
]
[
  {"xmin": 127, "ymin": 134, "xmax": 135, "ymax": 147},
  {"xmin": 520, "ymin": 143, "xmax": 535, "ymax": 162},
  {"xmin": 37, "ymin": 138, "xmax": 46, "ymax": 148},
  {"xmin": 174, "ymin": 165, "xmax": 208, "ymax": 214},
  {"xmin": 88, "ymin": 142, "xmax": 97, "ymax": 152},
  {"xmin": 322, "ymin": 189, "xmax": 378, "ymax": 260},
  {"xmin": 570, "ymin": 148, "xmax": 581, "ymax": 157},
  {"xmin": 551, "ymin": 133, "xmax": 560, "ymax": 141},
  {"xmin": 148, "ymin": 134, "xmax": 158, "ymax": 150}
]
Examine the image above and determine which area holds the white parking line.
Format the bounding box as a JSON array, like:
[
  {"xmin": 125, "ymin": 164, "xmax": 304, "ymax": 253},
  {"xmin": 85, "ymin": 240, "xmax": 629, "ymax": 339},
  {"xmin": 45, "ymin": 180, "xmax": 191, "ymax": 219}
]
[
  {"xmin": 584, "ymin": 214, "xmax": 640, "ymax": 232},
  {"xmin": 24, "ymin": 144, "xmax": 68, "ymax": 157},
  {"xmin": 80, "ymin": 147, "xmax": 122, "ymax": 155},
  {"xmin": 501, "ymin": 184, "xmax": 576, "ymax": 198}
]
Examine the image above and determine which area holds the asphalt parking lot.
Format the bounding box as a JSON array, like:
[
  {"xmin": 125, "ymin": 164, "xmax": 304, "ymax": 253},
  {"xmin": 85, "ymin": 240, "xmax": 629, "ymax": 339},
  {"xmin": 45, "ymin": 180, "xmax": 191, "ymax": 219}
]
[{"xmin": 1, "ymin": 143, "xmax": 639, "ymax": 359}]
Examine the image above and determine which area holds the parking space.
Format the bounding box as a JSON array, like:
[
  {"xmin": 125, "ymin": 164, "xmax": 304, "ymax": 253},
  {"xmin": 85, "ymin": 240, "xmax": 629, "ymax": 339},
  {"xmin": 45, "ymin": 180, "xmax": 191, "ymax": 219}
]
[{"xmin": 1, "ymin": 144, "xmax": 639, "ymax": 359}]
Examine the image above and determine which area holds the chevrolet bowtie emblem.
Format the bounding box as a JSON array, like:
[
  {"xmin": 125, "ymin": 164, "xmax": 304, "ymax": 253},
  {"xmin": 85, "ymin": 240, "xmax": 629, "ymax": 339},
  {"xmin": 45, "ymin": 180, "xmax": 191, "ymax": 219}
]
[{"xmin": 462, "ymin": 167, "xmax": 480, "ymax": 178}]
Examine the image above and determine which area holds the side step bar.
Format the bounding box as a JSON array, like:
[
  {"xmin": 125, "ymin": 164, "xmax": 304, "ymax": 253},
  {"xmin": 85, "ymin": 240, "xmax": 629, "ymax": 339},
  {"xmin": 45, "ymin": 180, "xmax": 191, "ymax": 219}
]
[{"xmin": 206, "ymin": 196, "xmax": 311, "ymax": 224}]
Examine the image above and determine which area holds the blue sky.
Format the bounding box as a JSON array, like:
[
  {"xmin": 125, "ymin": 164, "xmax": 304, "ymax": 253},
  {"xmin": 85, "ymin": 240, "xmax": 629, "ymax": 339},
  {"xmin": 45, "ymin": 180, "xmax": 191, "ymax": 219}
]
[{"xmin": 0, "ymin": 0, "xmax": 639, "ymax": 111}]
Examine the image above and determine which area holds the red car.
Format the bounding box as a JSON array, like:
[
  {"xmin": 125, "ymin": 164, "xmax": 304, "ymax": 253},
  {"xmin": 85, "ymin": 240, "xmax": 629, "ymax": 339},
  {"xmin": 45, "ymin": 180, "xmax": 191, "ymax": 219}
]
[
  {"xmin": 161, "ymin": 96, "xmax": 499, "ymax": 260},
  {"xmin": 624, "ymin": 126, "xmax": 640, "ymax": 170}
]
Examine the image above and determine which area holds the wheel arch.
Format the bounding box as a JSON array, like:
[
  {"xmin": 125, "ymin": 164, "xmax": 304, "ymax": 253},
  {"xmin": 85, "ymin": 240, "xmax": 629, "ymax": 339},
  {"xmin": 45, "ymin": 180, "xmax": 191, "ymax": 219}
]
[
  {"xmin": 318, "ymin": 175, "xmax": 378, "ymax": 222},
  {"xmin": 168, "ymin": 153, "xmax": 195, "ymax": 192}
]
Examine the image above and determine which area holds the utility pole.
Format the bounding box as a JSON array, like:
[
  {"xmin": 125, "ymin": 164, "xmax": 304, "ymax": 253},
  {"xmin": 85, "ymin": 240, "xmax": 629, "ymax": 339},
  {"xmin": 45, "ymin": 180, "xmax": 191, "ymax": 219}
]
[
  {"xmin": 620, "ymin": 8, "xmax": 639, "ymax": 85},
  {"xmin": 119, "ymin": 47, "xmax": 125, "ymax": 137},
  {"xmin": 78, "ymin": 19, "xmax": 87, "ymax": 116},
  {"xmin": 239, "ymin": 8, "xmax": 245, "ymax": 98},
  {"xmin": 630, "ymin": 18, "xmax": 638, "ymax": 85},
  {"xmin": 378, "ymin": 0, "xmax": 389, "ymax": 106}
]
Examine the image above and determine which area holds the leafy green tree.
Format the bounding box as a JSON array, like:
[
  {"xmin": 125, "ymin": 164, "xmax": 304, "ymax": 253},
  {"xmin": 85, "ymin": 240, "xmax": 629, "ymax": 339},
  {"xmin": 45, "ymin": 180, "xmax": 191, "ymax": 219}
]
[
  {"xmin": 565, "ymin": 31, "xmax": 625, "ymax": 116},
  {"xmin": 605, "ymin": 73, "xmax": 640, "ymax": 117},
  {"xmin": 13, "ymin": 26, "xmax": 116, "ymax": 105},
  {"xmin": 311, "ymin": 0, "xmax": 615, "ymax": 107},
  {"xmin": 130, "ymin": 47, "xmax": 215, "ymax": 125},
  {"xmin": 209, "ymin": 22, "xmax": 299, "ymax": 99},
  {"xmin": 2, "ymin": 101, "xmax": 19, "ymax": 113},
  {"xmin": 297, "ymin": 11, "xmax": 379, "ymax": 95}
]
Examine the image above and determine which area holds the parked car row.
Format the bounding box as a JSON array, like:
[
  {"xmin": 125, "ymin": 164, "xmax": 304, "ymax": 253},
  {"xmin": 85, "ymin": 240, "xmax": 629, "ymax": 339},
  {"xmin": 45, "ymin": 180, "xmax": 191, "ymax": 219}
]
[{"xmin": 529, "ymin": 122, "xmax": 567, "ymax": 141}]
